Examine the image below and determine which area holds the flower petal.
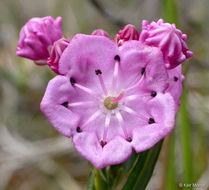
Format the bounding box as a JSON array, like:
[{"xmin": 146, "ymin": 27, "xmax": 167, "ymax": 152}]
[
  {"xmin": 166, "ymin": 65, "xmax": 183, "ymax": 111},
  {"xmin": 59, "ymin": 34, "xmax": 119, "ymax": 79},
  {"xmin": 40, "ymin": 75, "xmax": 80, "ymax": 137},
  {"xmin": 131, "ymin": 93, "xmax": 175, "ymax": 152},
  {"xmin": 119, "ymin": 41, "xmax": 168, "ymax": 92},
  {"xmin": 73, "ymin": 132, "xmax": 132, "ymax": 169}
]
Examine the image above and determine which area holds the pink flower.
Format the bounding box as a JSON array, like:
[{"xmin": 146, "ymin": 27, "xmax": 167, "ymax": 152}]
[
  {"xmin": 140, "ymin": 19, "xmax": 193, "ymax": 69},
  {"xmin": 114, "ymin": 24, "xmax": 139, "ymax": 46},
  {"xmin": 47, "ymin": 38, "xmax": 70, "ymax": 74},
  {"xmin": 16, "ymin": 16, "xmax": 63, "ymax": 65},
  {"xmin": 91, "ymin": 29, "xmax": 110, "ymax": 38},
  {"xmin": 41, "ymin": 35, "xmax": 176, "ymax": 169}
]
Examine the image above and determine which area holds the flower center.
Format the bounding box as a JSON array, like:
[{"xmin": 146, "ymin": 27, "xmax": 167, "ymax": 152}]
[
  {"xmin": 104, "ymin": 97, "xmax": 118, "ymax": 110},
  {"xmin": 68, "ymin": 59, "xmax": 156, "ymax": 146}
]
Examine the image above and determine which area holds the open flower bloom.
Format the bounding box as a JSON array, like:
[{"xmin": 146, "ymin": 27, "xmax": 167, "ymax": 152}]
[
  {"xmin": 15, "ymin": 17, "xmax": 192, "ymax": 169},
  {"xmin": 41, "ymin": 35, "xmax": 176, "ymax": 169},
  {"xmin": 140, "ymin": 19, "xmax": 193, "ymax": 69},
  {"xmin": 16, "ymin": 16, "xmax": 63, "ymax": 65}
]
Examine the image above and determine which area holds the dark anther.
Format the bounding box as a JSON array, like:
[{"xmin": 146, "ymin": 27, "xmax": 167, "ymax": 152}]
[
  {"xmin": 70, "ymin": 78, "xmax": 76, "ymax": 85},
  {"xmin": 76, "ymin": 126, "xmax": 82, "ymax": 133},
  {"xmin": 174, "ymin": 76, "xmax": 178, "ymax": 82},
  {"xmin": 95, "ymin": 69, "xmax": 102, "ymax": 75},
  {"xmin": 114, "ymin": 55, "xmax": 120, "ymax": 61},
  {"xmin": 100, "ymin": 140, "xmax": 107, "ymax": 147},
  {"xmin": 141, "ymin": 67, "xmax": 145, "ymax": 75},
  {"xmin": 61, "ymin": 101, "xmax": 68, "ymax": 108},
  {"xmin": 148, "ymin": 118, "xmax": 155, "ymax": 124},
  {"xmin": 151, "ymin": 91, "xmax": 157, "ymax": 97},
  {"xmin": 127, "ymin": 137, "xmax": 132, "ymax": 142}
]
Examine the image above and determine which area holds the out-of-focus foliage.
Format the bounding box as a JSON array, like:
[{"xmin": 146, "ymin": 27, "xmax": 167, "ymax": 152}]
[{"xmin": 0, "ymin": 0, "xmax": 208, "ymax": 189}]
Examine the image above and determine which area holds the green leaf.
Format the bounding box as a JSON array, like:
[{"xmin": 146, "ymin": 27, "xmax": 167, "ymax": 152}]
[
  {"xmin": 123, "ymin": 151, "xmax": 138, "ymax": 175},
  {"xmin": 162, "ymin": 0, "xmax": 178, "ymax": 24},
  {"xmin": 106, "ymin": 151, "xmax": 138, "ymax": 189},
  {"xmin": 122, "ymin": 140, "xmax": 163, "ymax": 190},
  {"xmin": 179, "ymin": 89, "xmax": 193, "ymax": 186},
  {"xmin": 165, "ymin": 132, "xmax": 177, "ymax": 190}
]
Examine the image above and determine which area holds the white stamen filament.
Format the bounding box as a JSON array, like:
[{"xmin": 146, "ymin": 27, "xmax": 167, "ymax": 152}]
[
  {"xmin": 81, "ymin": 110, "xmax": 102, "ymax": 129},
  {"xmin": 68, "ymin": 101, "xmax": 95, "ymax": 107},
  {"xmin": 121, "ymin": 105, "xmax": 148, "ymax": 122},
  {"xmin": 116, "ymin": 111, "xmax": 128, "ymax": 138},
  {"xmin": 123, "ymin": 92, "xmax": 152, "ymax": 103},
  {"xmin": 74, "ymin": 83, "xmax": 96, "ymax": 97},
  {"xmin": 125, "ymin": 74, "xmax": 144, "ymax": 92},
  {"xmin": 97, "ymin": 74, "xmax": 108, "ymax": 95},
  {"xmin": 122, "ymin": 94, "xmax": 143, "ymax": 102},
  {"xmin": 102, "ymin": 113, "xmax": 111, "ymax": 141},
  {"xmin": 111, "ymin": 61, "xmax": 119, "ymax": 92}
]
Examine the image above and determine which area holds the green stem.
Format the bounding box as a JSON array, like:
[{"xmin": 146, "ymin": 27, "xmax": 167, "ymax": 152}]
[{"xmin": 94, "ymin": 168, "xmax": 108, "ymax": 190}]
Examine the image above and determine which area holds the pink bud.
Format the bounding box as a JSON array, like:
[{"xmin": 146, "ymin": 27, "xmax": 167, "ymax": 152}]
[
  {"xmin": 16, "ymin": 16, "xmax": 63, "ymax": 65},
  {"xmin": 91, "ymin": 29, "xmax": 110, "ymax": 38},
  {"xmin": 114, "ymin": 24, "xmax": 139, "ymax": 46},
  {"xmin": 140, "ymin": 19, "xmax": 193, "ymax": 69},
  {"xmin": 47, "ymin": 38, "xmax": 70, "ymax": 74}
]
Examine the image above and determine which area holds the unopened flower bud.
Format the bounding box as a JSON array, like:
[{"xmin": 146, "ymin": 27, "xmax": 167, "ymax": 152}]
[
  {"xmin": 91, "ymin": 29, "xmax": 110, "ymax": 38},
  {"xmin": 47, "ymin": 38, "xmax": 70, "ymax": 74},
  {"xmin": 16, "ymin": 16, "xmax": 63, "ymax": 65},
  {"xmin": 140, "ymin": 19, "xmax": 193, "ymax": 69},
  {"xmin": 114, "ymin": 24, "xmax": 139, "ymax": 46}
]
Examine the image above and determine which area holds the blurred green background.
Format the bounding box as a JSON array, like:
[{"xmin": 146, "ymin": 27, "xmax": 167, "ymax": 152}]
[{"xmin": 0, "ymin": 0, "xmax": 208, "ymax": 189}]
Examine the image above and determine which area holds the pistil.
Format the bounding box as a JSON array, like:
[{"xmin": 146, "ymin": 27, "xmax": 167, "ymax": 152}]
[{"xmin": 111, "ymin": 90, "xmax": 125, "ymax": 103}]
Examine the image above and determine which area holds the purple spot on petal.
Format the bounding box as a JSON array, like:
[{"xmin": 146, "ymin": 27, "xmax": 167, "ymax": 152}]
[
  {"xmin": 70, "ymin": 78, "xmax": 76, "ymax": 85},
  {"xmin": 61, "ymin": 101, "xmax": 68, "ymax": 108},
  {"xmin": 127, "ymin": 137, "xmax": 132, "ymax": 142},
  {"xmin": 141, "ymin": 67, "xmax": 145, "ymax": 75},
  {"xmin": 151, "ymin": 91, "xmax": 157, "ymax": 97},
  {"xmin": 100, "ymin": 140, "xmax": 107, "ymax": 147},
  {"xmin": 76, "ymin": 126, "xmax": 82, "ymax": 133},
  {"xmin": 174, "ymin": 76, "xmax": 178, "ymax": 82},
  {"xmin": 114, "ymin": 55, "xmax": 120, "ymax": 61},
  {"xmin": 148, "ymin": 118, "xmax": 155, "ymax": 124},
  {"xmin": 95, "ymin": 69, "xmax": 102, "ymax": 75}
]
